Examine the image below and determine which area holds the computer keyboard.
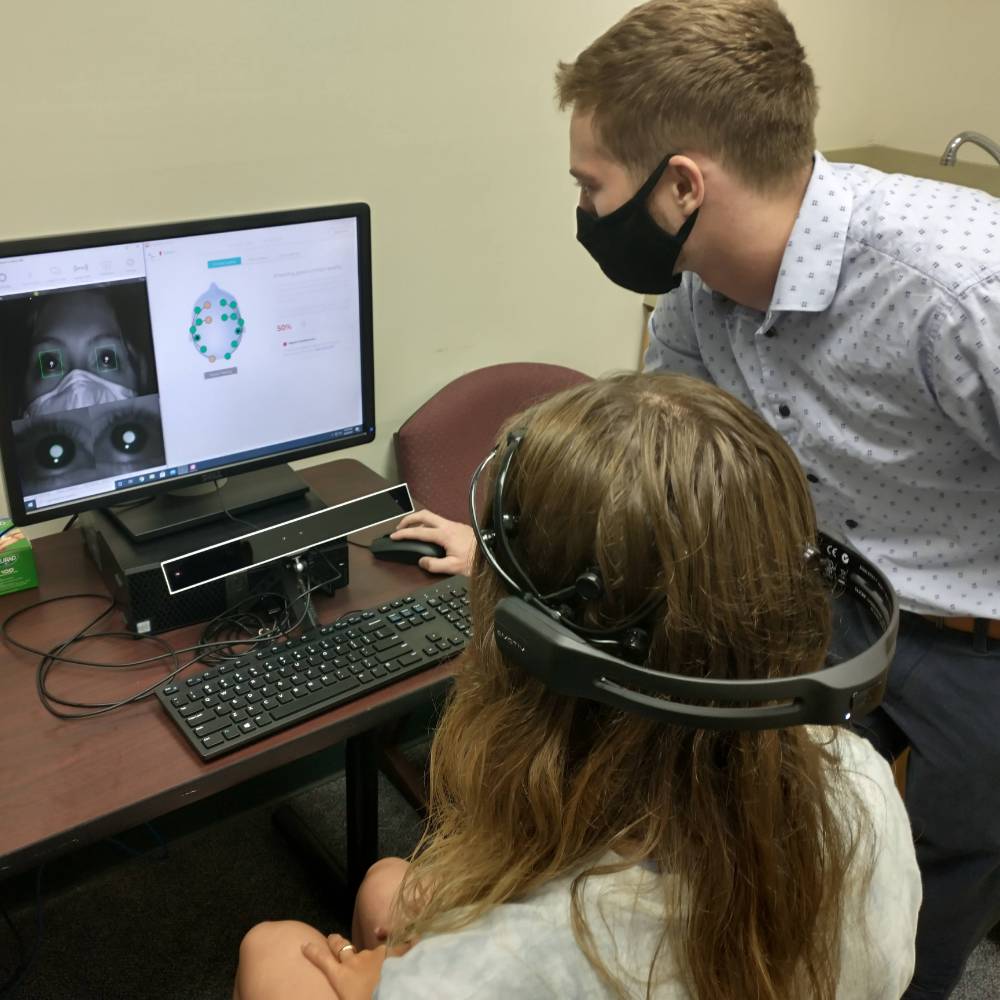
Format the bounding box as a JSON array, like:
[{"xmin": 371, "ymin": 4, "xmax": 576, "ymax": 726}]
[{"xmin": 156, "ymin": 576, "xmax": 470, "ymax": 761}]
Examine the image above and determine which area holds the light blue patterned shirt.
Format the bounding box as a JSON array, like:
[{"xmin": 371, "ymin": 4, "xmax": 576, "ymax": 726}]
[{"xmin": 645, "ymin": 152, "xmax": 1000, "ymax": 617}]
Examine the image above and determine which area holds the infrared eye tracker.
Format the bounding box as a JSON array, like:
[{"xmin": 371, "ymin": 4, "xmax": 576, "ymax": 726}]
[{"xmin": 161, "ymin": 483, "xmax": 414, "ymax": 595}]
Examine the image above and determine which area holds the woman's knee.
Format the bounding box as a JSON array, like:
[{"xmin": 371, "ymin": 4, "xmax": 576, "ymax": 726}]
[
  {"xmin": 362, "ymin": 856, "xmax": 410, "ymax": 889},
  {"xmin": 353, "ymin": 857, "xmax": 410, "ymax": 945},
  {"xmin": 358, "ymin": 857, "xmax": 409, "ymax": 910},
  {"xmin": 239, "ymin": 919, "xmax": 326, "ymax": 965}
]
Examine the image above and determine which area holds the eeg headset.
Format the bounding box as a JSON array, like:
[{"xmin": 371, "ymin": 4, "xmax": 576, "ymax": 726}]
[{"xmin": 470, "ymin": 430, "xmax": 899, "ymax": 732}]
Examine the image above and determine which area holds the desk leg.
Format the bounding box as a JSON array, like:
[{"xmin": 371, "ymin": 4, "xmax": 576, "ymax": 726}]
[
  {"xmin": 271, "ymin": 730, "xmax": 380, "ymax": 927},
  {"xmin": 345, "ymin": 730, "xmax": 379, "ymax": 896}
]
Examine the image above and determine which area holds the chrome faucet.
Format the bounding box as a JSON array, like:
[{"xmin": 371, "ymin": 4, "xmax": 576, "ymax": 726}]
[{"xmin": 940, "ymin": 131, "xmax": 1000, "ymax": 167}]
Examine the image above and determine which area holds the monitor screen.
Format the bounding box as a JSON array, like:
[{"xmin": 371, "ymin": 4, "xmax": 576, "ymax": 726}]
[{"xmin": 0, "ymin": 204, "xmax": 374, "ymax": 525}]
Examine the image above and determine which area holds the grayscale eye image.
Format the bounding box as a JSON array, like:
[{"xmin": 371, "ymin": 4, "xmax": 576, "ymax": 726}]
[
  {"xmin": 92, "ymin": 394, "xmax": 166, "ymax": 479},
  {"xmin": 0, "ymin": 281, "xmax": 168, "ymax": 497},
  {"xmin": 11, "ymin": 408, "xmax": 97, "ymax": 494}
]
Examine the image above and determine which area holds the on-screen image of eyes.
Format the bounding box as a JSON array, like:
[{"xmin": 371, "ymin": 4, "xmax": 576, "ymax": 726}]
[
  {"xmin": 92, "ymin": 399, "xmax": 166, "ymax": 477},
  {"xmin": 94, "ymin": 345, "xmax": 120, "ymax": 373},
  {"xmin": 107, "ymin": 415, "xmax": 149, "ymax": 456},
  {"xmin": 34, "ymin": 429, "xmax": 78, "ymax": 470},
  {"xmin": 97, "ymin": 406, "xmax": 155, "ymax": 463},
  {"xmin": 14, "ymin": 414, "xmax": 97, "ymax": 493},
  {"xmin": 38, "ymin": 350, "xmax": 64, "ymax": 378}
]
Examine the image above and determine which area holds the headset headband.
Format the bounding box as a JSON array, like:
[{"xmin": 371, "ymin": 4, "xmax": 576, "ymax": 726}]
[{"xmin": 469, "ymin": 432, "xmax": 898, "ymax": 731}]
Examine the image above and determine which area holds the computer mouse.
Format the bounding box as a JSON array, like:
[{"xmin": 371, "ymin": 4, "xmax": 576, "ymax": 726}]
[{"xmin": 370, "ymin": 533, "xmax": 446, "ymax": 566}]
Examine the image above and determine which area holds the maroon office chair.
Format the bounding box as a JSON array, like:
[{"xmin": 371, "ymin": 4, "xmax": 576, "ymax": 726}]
[
  {"xmin": 393, "ymin": 362, "xmax": 593, "ymax": 523},
  {"xmin": 378, "ymin": 362, "xmax": 592, "ymax": 813}
]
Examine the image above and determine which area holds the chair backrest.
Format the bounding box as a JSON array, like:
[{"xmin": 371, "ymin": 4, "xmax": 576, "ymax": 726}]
[{"xmin": 393, "ymin": 362, "xmax": 592, "ymax": 523}]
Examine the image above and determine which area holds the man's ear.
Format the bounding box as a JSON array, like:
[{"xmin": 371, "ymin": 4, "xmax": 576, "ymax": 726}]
[{"xmin": 653, "ymin": 155, "xmax": 705, "ymax": 221}]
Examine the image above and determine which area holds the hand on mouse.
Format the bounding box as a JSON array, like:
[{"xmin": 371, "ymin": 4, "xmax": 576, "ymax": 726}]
[{"xmin": 392, "ymin": 510, "xmax": 475, "ymax": 576}]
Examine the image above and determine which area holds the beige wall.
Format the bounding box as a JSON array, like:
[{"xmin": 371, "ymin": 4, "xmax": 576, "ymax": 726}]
[
  {"xmin": 874, "ymin": 0, "xmax": 1000, "ymax": 164},
  {"xmin": 780, "ymin": 0, "xmax": 888, "ymax": 150},
  {"xmin": 2, "ymin": 1, "xmax": 995, "ymax": 536},
  {"xmin": 2, "ymin": 1, "xmax": 645, "ymax": 535}
]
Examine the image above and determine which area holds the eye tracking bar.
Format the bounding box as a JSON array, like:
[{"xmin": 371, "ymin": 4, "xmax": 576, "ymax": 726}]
[{"xmin": 161, "ymin": 484, "xmax": 414, "ymax": 595}]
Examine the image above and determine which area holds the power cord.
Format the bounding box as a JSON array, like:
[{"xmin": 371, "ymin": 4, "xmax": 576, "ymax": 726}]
[{"xmin": 214, "ymin": 480, "xmax": 259, "ymax": 533}]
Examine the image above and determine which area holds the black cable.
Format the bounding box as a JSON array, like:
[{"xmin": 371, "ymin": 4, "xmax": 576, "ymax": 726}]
[
  {"xmin": 3, "ymin": 596, "xmax": 240, "ymax": 718},
  {"xmin": 1, "ymin": 563, "xmax": 344, "ymax": 721},
  {"xmin": 348, "ymin": 539, "xmax": 371, "ymax": 550},
  {"xmin": 214, "ymin": 480, "xmax": 258, "ymax": 533}
]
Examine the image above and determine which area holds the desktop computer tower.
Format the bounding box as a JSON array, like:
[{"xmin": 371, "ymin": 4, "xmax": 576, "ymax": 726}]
[{"xmin": 79, "ymin": 492, "xmax": 349, "ymax": 635}]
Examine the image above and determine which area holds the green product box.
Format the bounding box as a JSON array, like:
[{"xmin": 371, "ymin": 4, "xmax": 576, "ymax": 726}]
[{"xmin": 0, "ymin": 518, "xmax": 39, "ymax": 596}]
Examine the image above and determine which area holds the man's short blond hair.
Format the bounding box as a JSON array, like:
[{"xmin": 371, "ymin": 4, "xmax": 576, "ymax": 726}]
[{"xmin": 556, "ymin": 0, "xmax": 817, "ymax": 191}]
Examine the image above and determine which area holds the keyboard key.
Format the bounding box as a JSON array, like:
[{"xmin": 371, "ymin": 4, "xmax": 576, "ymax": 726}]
[
  {"xmin": 270, "ymin": 676, "xmax": 361, "ymax": 720},
  {"xmin": 193, "ymin": 716, "xmax": 231, "ymax": 738},
  {"xmin": 376, "ymin": 645, "xmax": 409, "ymax": 663},
  {"xmin": 202, "ymin": 733, "xmax": 225, "ymax": 749}
]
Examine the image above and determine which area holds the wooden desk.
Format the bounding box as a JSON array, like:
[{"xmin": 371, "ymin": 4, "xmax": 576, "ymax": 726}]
[{"xmin": 0, "ymin": 459, "xmax": 451, "ymax": 885}]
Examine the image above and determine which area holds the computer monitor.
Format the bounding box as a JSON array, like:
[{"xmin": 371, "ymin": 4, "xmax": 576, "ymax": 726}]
[{"xmin": 0, "ymin": 204, "xmax": 374, "ymax": 540}]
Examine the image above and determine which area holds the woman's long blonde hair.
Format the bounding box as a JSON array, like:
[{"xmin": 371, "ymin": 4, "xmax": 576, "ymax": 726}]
[{"xmin": 393, "ymin": 372, "xmax": 870, "ymax": 999}]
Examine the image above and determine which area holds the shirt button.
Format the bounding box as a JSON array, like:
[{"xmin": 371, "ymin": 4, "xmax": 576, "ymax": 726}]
[
  {"xmin": 778, "ymin": 404, "xmax": 791, "ymax": 418},
  {"xmin": 806, "ymin": 473, "xmax": 819, "ymax": 484},
  {"xmin": 765, "ymin": 327, "xmax": 777, "ymax": 338},
  {"xmin": 845, "ymin": 519, "xmax": 858, "ymax": 529}
]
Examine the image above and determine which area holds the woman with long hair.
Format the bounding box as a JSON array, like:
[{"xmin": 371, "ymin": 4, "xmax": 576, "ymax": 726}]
[{"xmin": 234, "ymin": 372, "xmax": 920, "ymax": 1000}]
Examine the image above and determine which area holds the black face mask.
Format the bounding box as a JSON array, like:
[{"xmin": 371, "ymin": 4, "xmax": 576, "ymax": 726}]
[{"xmin": 576, "ymin": 155, "xmax": 699, "ymax": 295}]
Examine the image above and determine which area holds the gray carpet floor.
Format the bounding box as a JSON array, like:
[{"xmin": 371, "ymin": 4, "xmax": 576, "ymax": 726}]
[{"xmin": 2, "ymin": 743, "xmax": 998, "ymax": 999}]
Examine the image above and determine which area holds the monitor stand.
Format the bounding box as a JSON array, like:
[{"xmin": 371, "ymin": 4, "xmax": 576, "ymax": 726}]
[{"xmin": 107, "ymin": 464, "xmax": 310, "ymax": 543}]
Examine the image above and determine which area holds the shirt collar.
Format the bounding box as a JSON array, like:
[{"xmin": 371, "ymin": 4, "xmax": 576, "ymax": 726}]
[{"xmin": 769, "ymin": 152, "xmax": 853, "ymax": 314}]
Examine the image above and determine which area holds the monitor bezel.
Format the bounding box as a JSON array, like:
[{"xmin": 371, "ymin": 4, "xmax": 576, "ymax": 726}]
[{"xmin": 0, "ymin": 202, "xmax": 375, "ymax": 527}]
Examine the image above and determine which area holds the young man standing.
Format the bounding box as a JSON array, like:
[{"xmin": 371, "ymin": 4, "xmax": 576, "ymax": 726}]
[{"xmin": 395, "ymin": 3, "xmax": 1000, "ymax": 995}]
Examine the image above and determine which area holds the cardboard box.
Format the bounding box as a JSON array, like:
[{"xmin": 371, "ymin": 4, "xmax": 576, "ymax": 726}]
[{"xmin": 0, "ymin": 519, "xmax": 39, "ymax": 596}]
